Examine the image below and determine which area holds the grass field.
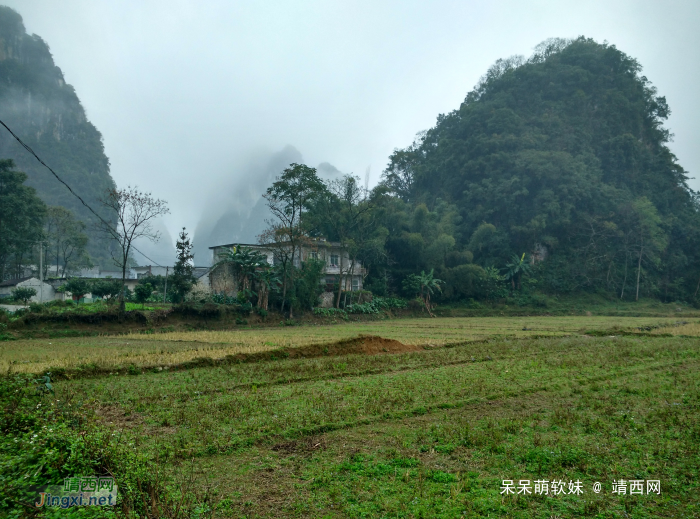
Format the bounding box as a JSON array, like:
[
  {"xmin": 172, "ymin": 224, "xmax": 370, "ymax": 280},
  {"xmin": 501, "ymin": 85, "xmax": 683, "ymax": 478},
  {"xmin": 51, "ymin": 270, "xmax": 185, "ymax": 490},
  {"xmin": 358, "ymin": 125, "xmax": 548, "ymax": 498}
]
[
  {"xmin": 5, "ymin": 316, "xmax": 686, "ymax": 518},
  {"xmin": 2, "ymin": 316, "xmax": 694, "ymax": 375},
  {"xmin": 2, "ymin": 315, "xmax": 699, "ymax": 517}
]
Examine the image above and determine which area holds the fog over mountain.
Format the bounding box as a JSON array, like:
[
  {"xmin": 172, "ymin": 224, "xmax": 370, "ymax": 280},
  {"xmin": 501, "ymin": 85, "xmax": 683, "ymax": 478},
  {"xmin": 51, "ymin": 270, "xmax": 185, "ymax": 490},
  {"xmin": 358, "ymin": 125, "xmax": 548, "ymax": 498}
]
[{"xmin": 193, "ymin": 146, "xmax": 342, "ymax": 265}]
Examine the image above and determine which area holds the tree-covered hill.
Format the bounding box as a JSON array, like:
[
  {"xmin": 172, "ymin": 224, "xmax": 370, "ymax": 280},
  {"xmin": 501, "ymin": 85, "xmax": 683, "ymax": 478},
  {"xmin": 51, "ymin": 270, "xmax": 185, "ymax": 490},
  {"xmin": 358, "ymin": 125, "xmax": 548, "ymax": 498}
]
[
  {"xmin": 381, "ymin": 37, "xmax": 700, "ymax": 302},
  {"xmin": 0, "ymin": 6, "xmax": 116, "ymax": 264}
]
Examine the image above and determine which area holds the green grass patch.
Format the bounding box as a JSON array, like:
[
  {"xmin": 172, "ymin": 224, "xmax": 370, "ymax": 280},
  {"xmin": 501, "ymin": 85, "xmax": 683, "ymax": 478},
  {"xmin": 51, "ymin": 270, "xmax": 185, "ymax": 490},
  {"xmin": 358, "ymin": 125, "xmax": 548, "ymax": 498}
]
[{"xmin": 4, "ymin": 317, "xmax": 699, "ymax": 518}]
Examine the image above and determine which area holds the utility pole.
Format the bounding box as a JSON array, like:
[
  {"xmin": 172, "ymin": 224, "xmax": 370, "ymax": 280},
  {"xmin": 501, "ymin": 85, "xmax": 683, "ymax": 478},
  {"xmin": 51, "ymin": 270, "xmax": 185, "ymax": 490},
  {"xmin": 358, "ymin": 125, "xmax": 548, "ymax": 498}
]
[
  {"xmin": 163, "ymin": 266, "xmax": 168, "ymax": 303},
  {"xmin": 39, "ymin": 241, "xmax": 43, "ymax": 303}
]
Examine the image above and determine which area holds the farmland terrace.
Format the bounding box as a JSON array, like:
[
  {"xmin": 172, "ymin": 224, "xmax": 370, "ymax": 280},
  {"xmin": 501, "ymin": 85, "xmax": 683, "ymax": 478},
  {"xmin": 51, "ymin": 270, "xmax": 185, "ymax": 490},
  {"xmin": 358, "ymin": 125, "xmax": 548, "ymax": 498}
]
[{"xmin": 2, "ymin": 316, "xmax": 699, "ymax": 518}]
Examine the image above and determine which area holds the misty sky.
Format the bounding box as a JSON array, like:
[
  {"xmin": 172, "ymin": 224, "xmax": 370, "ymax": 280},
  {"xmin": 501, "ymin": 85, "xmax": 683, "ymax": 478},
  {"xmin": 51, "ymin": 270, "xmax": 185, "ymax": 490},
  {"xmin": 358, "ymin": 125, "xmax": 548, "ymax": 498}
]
[{"xmin": 5, "ymin": 0, "xmax": 700, "ymax": 250}]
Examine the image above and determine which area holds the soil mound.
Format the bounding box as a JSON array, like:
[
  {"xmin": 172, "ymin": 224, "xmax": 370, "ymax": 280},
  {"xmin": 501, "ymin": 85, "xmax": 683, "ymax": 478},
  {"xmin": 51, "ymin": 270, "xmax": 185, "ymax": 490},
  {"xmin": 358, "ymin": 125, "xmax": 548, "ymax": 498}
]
[{"xmin": 309, "ymin": 335, "xmax": 419, "ymax": 357}]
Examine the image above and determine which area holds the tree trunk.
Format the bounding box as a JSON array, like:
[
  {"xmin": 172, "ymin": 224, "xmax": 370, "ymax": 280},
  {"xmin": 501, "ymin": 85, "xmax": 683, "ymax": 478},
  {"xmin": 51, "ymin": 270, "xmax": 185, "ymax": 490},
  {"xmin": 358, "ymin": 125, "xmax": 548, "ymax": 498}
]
[
  {"xmin": 119, "ymin": 266, "xmax": 127, "ymax": 317},
  {"xmin": 335, "ymin": 254, "xmax": 345, "ymax": 308},
  {"xmin": 288, "ymin": 252, "xmax": 295, "ymax": 319},
  {"xmin": 635, "ymin": 246, "xmax": 643, "ymax": 302},
  {"xmin": 119, "ymin": 247, "xmax": 128, "ymax": 318},
  {"xmin": 257, "ymin": 285, "xmax": 268, "ymax": 311},
  {"xmin": 280, "ymin": 271, "xmax": 287, "ymax": 314},
  {"xmin": 620, "ymin": 253, "xmax": 628, "ymax": 299},
  {"xmin": 424, "ymin": 293, "xmax": 434, "ymax": 317}
]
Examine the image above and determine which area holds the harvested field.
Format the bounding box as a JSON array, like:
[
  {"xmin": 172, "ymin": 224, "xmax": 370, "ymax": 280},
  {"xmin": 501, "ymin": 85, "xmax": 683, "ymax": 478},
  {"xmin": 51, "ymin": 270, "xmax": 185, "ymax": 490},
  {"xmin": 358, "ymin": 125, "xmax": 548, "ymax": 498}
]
[
  {"xmin": 51, "ymin": 331, "xmax": 700, "ymax": 518},
  {"xmin": 1, "ymin": 315, "xmax": 687, "ymax": 374},
  {"xmin": 652, "ymin": 320, "xmax": 700, "ymax": 336},
  {"xmin": 4, "ymin": 315, "xmax": 700, "ymax": 517}
]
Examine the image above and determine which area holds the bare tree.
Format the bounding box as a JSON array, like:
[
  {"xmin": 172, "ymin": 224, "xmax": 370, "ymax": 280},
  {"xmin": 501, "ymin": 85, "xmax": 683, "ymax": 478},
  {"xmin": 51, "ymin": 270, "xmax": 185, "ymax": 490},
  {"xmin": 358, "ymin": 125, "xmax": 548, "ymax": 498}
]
[{"xmin": 97, "ymin": 187, "xmax": 169, "ymax": 313}]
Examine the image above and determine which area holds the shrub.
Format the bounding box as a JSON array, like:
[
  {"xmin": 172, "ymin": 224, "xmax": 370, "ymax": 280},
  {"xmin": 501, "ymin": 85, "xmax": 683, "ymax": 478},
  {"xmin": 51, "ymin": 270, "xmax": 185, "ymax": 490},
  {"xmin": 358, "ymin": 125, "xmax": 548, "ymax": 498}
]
[
  {"xmin": 344, "ymin": 297, "xmax": 407, "ymax": 314},
  {"xmin": 10, "ymin": 286, "xmax": 36, "ymax": 305},
  {"xmin": 292, "ymin": 259, "xmax": 326, "ymax": 311},
  {"xmin": 345, "ymin": 302, "xmax": 378, "ymax": 314},
  {"xmin": 61, "ymin": 278, "xmax": 92, "ymax": 302},
  {"xmin": 313, "ymin": 307, "xmax": 348, "ymax": 318},
  {"xmin": 211, "ymin": 293, "xmax": 237, "ymax": 305},
  {"xmin": 28, "ymin": 302, "xmax": 44, "ymax": 313},
  {"xmin": 374, "ymin": 297, "xmax": 408, "ymax": 310},
  {"xmin": 91, "ymin": 278, "xmax": 123, "ymax": 301},
  {"xmin": 134, "ymin": 282, "xmax": 154, "ymax": 307},
  {"xmin": 0, "ymin": 373, "xmax": 210, "ymax": 517},
  {"xmin": 0, "ymin": 322, "xmax": 12, "ymax": 341}
]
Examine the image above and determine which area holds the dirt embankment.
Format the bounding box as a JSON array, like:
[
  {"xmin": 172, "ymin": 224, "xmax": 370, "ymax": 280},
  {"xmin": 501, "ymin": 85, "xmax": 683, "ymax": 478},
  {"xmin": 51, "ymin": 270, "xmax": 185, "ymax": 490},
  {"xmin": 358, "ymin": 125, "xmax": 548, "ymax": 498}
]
[
  {"xmin": 49, "ymin": 335, "xmax": 421, "ymax": 380},
  {"xmin": 287, "ymin": 335, "xmax": 420, "ymax": 357}
]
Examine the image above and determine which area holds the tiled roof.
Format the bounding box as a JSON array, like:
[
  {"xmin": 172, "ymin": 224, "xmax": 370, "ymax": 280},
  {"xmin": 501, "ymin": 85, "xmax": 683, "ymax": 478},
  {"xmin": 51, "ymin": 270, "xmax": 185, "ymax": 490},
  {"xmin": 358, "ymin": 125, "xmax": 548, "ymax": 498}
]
[
  {"xmin": 193, "ymin": 267, "xmax": 210, "ymax": 279},
  {"xmin": 209, "ymin": 240, "xmax": 342, "ymax": 249},
  {"xmin": 0, "ymin": 277, "xmax": 33, "ymax": 287}
]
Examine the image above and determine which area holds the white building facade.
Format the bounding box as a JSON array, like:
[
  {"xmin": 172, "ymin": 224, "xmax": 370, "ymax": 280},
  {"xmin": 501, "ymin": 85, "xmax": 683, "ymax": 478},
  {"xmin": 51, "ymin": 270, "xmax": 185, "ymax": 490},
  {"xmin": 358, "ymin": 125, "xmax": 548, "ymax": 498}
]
[{"xmin": 209, "ymin": 240, "xmax": 365, "ymax": 296}]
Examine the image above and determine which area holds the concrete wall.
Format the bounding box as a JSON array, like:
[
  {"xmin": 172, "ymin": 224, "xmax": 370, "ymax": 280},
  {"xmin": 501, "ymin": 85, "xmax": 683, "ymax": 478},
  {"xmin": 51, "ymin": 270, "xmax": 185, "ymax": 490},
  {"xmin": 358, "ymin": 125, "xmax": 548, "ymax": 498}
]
[{"xmin": 0, "ymin": 278, "xmax": 56, "ymax": 302}]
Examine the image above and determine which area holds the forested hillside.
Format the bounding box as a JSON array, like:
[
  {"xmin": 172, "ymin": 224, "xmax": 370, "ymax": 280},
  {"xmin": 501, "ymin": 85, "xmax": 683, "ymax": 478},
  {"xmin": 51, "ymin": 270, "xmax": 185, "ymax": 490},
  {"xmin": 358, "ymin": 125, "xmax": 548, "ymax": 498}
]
[
  {"xmin": 377, "ymin": 37, "xmax": 700, "ymax": 302},
  {"xmin": 0, "ymin": 6, "xmax": 115, "ymax": 264}
]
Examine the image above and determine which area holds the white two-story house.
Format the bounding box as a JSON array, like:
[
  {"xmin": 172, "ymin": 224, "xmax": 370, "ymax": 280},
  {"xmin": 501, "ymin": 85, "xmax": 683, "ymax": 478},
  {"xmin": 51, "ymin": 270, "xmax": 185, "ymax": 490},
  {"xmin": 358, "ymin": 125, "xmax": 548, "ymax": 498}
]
[{"xmin": 208, "ymin": 238, "xmax": 365, "ymax": 296}]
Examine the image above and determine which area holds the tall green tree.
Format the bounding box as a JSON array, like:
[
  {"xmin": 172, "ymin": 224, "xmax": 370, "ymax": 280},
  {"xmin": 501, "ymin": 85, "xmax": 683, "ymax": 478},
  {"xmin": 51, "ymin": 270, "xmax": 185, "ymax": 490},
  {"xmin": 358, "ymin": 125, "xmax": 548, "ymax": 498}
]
[
  {"xmin": 0, "ymin": 159, "xmax": 46, "ymax": 280},
  {"xmin": 62, "ymin": 278, "xmax": 91, "ymax": 303},
  {"xmin": 255, "ymin": 267, "xmax": 280, "ymax": 312},
  {"xmin": 169, "ymin": 228, "xmax": 197, "ymax": 303},
  {"xmin": 44, "ymin": 206, "xmax": 91, "ymax": 278},
  {"xmin": 620, "ymin": 197, "xmax": 668, "ymax": 301},
  {"xmin": 260, "ymin": 163, "xmax": 325, "ymax": 316},
  {"xmin": 309, "ymin": 174, "xmax": 376, "ymax": 307}
]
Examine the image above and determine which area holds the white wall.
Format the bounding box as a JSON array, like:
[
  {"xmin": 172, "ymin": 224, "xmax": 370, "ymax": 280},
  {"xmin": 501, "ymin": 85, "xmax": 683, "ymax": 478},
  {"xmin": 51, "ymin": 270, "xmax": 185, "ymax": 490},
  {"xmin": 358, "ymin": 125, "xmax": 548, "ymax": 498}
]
[{"xmin": 17, "ymin": 278, "xmax": 56, "ymax": 302}]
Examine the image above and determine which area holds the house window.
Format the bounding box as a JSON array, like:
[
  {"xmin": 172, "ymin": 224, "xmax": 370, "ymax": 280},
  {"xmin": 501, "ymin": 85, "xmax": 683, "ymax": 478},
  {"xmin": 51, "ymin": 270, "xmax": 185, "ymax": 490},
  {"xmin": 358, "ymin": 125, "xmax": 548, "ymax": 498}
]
[
  {"xmin": 330, "ymin": 254, "xmax": 339, "ymax": 267},
  {"xmin": 310, "ymin": 251, "xmax": 318, "ymax": 260},
  {"xmin": 352, "ymin": 278, "xmax": 359, "ymax": 291}
]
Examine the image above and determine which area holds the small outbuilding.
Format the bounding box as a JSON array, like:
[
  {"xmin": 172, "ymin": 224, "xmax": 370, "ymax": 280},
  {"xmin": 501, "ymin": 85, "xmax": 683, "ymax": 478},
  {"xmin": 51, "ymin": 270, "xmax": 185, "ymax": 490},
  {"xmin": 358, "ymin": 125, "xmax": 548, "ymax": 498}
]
[{"xmin": 0, "ymin": 277, "xmax": 56, "ymax": 302}]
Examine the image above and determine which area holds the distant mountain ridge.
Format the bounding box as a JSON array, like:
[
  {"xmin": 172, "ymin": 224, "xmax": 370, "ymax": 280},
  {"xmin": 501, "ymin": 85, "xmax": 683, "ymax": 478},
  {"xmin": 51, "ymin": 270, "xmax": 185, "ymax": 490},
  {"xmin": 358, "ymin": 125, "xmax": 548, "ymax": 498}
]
[{"xmin": 0, "ymin": 6, "xmax": 116, "ymax": 264}]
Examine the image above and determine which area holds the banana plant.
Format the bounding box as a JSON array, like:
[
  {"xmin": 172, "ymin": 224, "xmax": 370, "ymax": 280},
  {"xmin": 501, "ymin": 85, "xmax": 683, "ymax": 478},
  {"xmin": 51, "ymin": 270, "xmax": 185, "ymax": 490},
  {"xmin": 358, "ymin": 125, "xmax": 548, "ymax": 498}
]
[
  {"xmin": 504, "ymin": 253, "xmax": 532, "ymax": 290},
  {"xmin": 403, "ymin": 268, "xmax": 443, "ymax": 317}
]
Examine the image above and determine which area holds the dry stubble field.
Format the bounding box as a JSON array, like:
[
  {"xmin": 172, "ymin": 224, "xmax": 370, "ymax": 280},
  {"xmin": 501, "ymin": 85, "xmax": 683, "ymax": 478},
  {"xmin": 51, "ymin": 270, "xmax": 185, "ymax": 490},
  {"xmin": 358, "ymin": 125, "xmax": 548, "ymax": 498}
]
[{"xmin": 1, "ymin": 315, "xmax": 693, "ymax": 374}]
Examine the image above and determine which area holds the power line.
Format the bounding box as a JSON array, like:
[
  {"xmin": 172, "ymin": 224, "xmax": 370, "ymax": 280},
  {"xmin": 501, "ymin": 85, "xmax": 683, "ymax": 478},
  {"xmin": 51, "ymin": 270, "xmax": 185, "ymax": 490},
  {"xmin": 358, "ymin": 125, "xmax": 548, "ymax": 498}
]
[{"xmin": 0, "ymin": 118, "xmax": 165, "ymax": 267}]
